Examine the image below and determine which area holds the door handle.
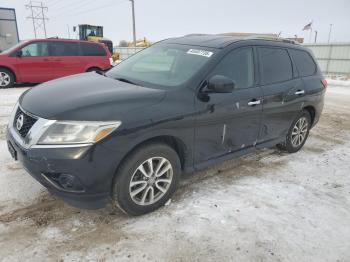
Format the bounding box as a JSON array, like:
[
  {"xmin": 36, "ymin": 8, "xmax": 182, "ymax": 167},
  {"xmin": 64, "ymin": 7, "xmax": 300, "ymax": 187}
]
[
  {"xmin": 295, "ymin": 90, "xmax": 305, "ymax": 95},
  {"xmin": 248, "ymin": 100, "xmax": 261, "ymax": 106}
]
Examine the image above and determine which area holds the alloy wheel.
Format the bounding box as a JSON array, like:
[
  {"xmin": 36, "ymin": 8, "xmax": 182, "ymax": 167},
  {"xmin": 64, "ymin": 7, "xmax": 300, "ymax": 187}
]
[
  {"xmin": 291, "ymin": 116, "xmax": 308, "ymax": 147},
  {"xmin": 129, "ymin": 157, "xmax": 173, "ymax": 206},
  {"xmin": 0, "ymin": 72, "xmax": 11, "ymax": 87}
]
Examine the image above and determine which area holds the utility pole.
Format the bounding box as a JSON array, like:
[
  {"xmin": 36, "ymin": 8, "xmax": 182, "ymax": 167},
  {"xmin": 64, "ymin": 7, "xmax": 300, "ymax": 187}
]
[
  {"xmin": 129, "ymin": 0, "xmax": 136, "ymax": 46},
  {"xmin": 314, "ymin": 30, "xmax": 318, "ymax": 43},
  {"xmin": 67, "ymin": 24, "xmax": 71, "ymax": 39},
  {"xmin": 26, "ymin": 1, "xmax": 49, "ymax": 38},
  {"xmin": 40, "ymin": 2, "xmax": 47, "ymax": 37},
  {"xmin": 328, "ymin": 24, "xmax": 333, "ymax": 43}
]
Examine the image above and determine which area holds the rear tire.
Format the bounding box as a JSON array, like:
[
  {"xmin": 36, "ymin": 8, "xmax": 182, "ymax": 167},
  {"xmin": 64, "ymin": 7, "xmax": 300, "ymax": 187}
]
[
  {"xmin": 86, "ymin": 67, "xmax": 102, "ymax": 74},
  {"xmin": 277, "ymin": 110, "xmax": 311, "ymax": 153},
  {"xmin": 0, "ymin": 68, "xmax": 15, "ymax": 88},
  {"xmin": 113, "ymin": 143, "xmax": 181, "ymax": 216}
]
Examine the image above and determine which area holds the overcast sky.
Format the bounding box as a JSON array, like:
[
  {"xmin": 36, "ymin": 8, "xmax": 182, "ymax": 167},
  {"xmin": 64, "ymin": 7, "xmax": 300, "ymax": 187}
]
[{"xmin": 2, "ymin": 0, "xmax": 350, "ymax": 44}]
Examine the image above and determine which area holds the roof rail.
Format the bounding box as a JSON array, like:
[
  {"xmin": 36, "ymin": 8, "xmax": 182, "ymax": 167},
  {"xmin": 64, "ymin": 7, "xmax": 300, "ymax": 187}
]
[{"xmin": 245, "ymin": 35, "xmax": 300, "ymax": 45}]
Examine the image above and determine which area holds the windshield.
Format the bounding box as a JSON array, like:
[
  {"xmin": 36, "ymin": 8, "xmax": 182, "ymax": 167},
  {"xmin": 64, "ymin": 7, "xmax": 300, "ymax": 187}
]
[
  {"xmin": 0, "ymin": 40, "xmax": 29, "ymax": 54},
  {"xmin": 106, "ymin": 44, "xmax": 215, "ymax": 88}
]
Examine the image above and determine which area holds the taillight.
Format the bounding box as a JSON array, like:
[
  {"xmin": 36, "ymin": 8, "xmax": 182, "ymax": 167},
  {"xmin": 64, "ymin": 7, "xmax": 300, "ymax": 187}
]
[{"xmin": 321, "ymin": 79, "xmax": 328, "ymax": 88}]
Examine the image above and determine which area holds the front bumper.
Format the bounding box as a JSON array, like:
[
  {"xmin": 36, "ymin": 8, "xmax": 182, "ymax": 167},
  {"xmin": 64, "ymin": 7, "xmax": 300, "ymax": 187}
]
[{"xmin": 6, "ymin": 127, "xmax": 119, "ymax": 209}]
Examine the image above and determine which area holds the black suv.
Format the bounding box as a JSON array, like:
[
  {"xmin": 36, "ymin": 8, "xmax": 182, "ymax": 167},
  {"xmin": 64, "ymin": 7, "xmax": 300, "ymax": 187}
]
[{"xmin": 7, "ymin": 35, "xmax": 326, "ymax": 215}]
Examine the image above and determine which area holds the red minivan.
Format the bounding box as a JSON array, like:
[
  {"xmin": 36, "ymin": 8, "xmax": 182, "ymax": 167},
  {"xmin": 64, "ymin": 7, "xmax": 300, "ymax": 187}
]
[{"xmin": 0, "ymin": 38, "xmax": 112, "ymax": 88}]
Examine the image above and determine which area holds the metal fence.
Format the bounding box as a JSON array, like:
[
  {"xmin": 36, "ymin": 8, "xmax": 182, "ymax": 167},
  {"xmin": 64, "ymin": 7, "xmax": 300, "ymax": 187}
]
[
  {"xmin": 113, "ymin": 47, "xmax": 144, "ymax": 60},
  {"xmin": 303, "ymin": 43, "xmax": 350, "ymax": 77},
  {"xmin": 114, "ymin": 43, "xmax": 350, "ymax": 78}
]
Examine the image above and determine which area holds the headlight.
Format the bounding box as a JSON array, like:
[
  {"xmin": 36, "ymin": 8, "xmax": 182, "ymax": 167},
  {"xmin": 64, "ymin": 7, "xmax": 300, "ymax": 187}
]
[{"xmin": 37, "ymin": 121, "xmax": 121, "ymax": 145}]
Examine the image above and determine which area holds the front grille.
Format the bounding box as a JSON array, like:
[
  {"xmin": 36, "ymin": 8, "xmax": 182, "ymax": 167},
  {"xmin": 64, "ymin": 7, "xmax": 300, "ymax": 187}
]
[{"xmin": 13, "ymin": 107, "xmax": 38, "ymax": 138}]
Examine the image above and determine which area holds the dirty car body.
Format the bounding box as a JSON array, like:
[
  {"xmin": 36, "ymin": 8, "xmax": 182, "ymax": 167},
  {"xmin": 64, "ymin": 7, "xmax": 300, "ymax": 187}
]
[{"xmin": 6, "ymin": 35, "xmax": 326, "ymax": 214}]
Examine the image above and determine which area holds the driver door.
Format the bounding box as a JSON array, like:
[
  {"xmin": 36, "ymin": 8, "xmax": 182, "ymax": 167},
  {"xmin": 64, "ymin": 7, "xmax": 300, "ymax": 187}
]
[
  {"xmin": 194, "ymin": 47, "xmax": 263, "ymax": 164},
  {"xmin": 15, "ymin": 41, "xmax": 54, "ymax": 83}
]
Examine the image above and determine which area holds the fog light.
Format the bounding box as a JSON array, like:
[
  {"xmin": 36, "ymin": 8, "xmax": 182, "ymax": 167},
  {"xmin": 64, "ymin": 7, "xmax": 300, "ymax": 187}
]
[
  {"xmin": 59, "ymin": 174, "xmax": 75, "ymax": 189},
  {"xmin": 42, "ymin": 173, "xmax": 85, "ymax": 192}
]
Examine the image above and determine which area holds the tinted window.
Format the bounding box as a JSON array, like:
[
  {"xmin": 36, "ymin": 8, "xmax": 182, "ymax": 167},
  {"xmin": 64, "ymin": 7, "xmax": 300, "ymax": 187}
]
[
  {"xmin": 211, "ymin": 47, "xmax": 254, "ymax": 89},
  {"xmin": 20, "ymin": 42, "xmax": 49, "ymax": 56},
  {"xmin": 259, "ymin": 47, "xmax": 293, "ymax": 85},
  {"xmin": 80, "ymin": 42, "xmax": 106, "ymax": 56},
  {"xmin": 289, "ymin": 49, "xmax": 316, "ymax": 77},
  {"xmin": 50, "ymin": 42, "xmax": 79, "ymax": 56}
]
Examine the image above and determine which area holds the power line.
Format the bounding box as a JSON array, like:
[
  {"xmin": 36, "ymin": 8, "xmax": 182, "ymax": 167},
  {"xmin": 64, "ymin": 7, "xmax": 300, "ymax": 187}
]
[
  {"xmin": 50, "ymin": 0, "xmax": 127, "ymax": 19},
  {"xmin": 26, "ymin": 1, "xmax": 49, "ymax": 38},
  {"xmin": 49, "ymin": 0, "xmax": 99, "ymax": 16},
  {"xmin": 43, "ymin": 0, "xmax": 62, "ymax": 7}
]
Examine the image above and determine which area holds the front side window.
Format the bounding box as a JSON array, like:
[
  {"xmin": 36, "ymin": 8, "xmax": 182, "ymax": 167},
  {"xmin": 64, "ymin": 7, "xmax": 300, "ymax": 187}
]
[
  {"xmin": 50, "ymin": 42, "xmax": 80, "ymax": 56},
  {"xmin": 20, "ymin": 42, "xmax": 49, "ymax": 57},
  {"xmin": 210, "ymin": 47, "xmax": 254, "ymax": 89},
  {"xmin": 106, "ymin": 44, "xmax": 216, "ymax": 88},
  {"xmin": 259, "ymin": 47, "xmax": 293, "ymax": 85}
]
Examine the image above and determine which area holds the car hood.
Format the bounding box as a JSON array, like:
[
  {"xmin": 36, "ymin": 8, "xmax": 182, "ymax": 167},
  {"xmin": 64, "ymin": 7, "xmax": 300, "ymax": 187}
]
[{"xmin": 19, "ymin": 73, "xmax": 166, "ymax": 121}]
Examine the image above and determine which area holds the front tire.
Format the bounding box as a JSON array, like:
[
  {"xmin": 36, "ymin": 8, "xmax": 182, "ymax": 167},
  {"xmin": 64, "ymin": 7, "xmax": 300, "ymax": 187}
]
[
  {"xmin": 278, "ymin": 110, "xmax": 311, "ymax": 153},
  {"xmin": 0, "ymin": 68, "xmax": 15, "ymax": 88},
  {"xmin": 113, "ymin": 143, "xmax": 181, "ymax": 216}
]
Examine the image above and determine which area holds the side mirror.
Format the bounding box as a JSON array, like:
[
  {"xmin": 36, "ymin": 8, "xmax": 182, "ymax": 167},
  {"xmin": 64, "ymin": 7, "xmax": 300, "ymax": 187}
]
[
  {"xmin": 16, "ymin": 50, "xmax": 23, "ymax": 57},
  {"xmin": 206, "ymin": 75, "xmax": 235, "ymax": 93}
]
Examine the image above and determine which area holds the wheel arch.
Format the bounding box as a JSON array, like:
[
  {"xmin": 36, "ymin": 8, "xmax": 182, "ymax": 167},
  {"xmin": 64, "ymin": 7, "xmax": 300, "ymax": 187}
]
[
  {"xmin": 119, "ymin": 135, "xmax": 187, "ymax": 171},
  {"xmin": 0, "ymin": 65, "xmax": 17, "ymax": 82},
  {"xmin": 110, "ymin": 135, "xmax": 188, "ymax": 195},
  {"xmin": 303, "ymin": 105, "xmax": 316, "ymax": 125},
  {"xmin": 86, "ymin": 66, "xmax": 102, "ymax": 72}
]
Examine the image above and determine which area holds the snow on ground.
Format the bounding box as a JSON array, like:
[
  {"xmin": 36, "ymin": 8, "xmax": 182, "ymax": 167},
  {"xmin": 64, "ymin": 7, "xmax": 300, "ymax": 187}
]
[
  {"xmin": 0, "ymin": 82, "xmax": 350, "ymax": 261},
  {"xmin": 327, "ymin": 78, "xmax": 350, "ymax": 87}
]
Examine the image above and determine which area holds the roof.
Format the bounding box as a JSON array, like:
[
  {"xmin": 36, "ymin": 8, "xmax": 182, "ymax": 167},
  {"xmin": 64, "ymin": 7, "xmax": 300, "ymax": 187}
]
[
  {"xmin": 22, "ymin": 38, "xmax": 104, "ymax": 45},
  {"xmin": 162, "ymin": 35, "xmax": 241, "ymax": 48},
  {"xmin": 162, "ymin": 34, "xmax": 299, "ymax": 49},
  {"xmin": 220, "ymin": 32, "xmax": 278, "ymax": 38}
]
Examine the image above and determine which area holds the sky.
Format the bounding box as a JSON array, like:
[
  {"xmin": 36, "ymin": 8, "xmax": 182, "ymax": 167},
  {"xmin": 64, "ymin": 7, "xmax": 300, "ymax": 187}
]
[{"xmin": 1, "ymin": 0, "xmax": 350, "ymax": 45}]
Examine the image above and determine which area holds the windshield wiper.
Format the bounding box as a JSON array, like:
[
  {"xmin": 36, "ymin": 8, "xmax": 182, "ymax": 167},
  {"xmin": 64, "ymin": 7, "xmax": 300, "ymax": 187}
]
[{"xmin": 115, "ymin": 77, "xmax": 137, "ymax": 85}]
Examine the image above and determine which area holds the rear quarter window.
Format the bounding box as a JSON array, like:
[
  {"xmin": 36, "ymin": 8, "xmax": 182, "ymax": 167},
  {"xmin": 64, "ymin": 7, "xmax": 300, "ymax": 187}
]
[
  {"xmin": 80, "ymin": 42, "xmax": 106, "ymax": 56},
  {"xmin": 258, "ymin": 47, "xmax": 293, "ymax": 85},
  {"xmin": 289, "ymin": 49, "xmax": 317, "ymax": 77}
]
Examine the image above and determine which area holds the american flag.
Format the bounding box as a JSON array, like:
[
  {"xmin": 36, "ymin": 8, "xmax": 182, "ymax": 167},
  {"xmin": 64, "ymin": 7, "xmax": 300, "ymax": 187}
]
[{"xmin": 303, "ymin": 22, "xmax": 313, "ymax": 31}]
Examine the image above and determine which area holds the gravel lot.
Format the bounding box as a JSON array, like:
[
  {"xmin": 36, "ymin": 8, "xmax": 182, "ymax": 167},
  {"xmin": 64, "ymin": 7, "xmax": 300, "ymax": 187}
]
[{"xmin": 0, "ymin": 81, "xmax": 350, "ymax": 262}]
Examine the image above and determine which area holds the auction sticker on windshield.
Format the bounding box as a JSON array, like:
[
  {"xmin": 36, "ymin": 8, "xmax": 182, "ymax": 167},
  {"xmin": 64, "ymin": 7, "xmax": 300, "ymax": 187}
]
[{"xmin": 187, "ymin": 49, "xmax": 213, "ymax": 58}]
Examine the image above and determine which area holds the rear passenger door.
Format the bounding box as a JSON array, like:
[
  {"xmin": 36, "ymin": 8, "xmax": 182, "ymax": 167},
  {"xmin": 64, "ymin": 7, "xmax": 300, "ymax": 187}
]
[
  {"xmin": 49, "ymin": 41, "xmax": 84, "ymax": 78},
  {"xmin": 257, "ymin": 47, "xmax": 305, "ymax": 143},
  {"xmin": 289, "ymin": 49, "xmax": 320, "ymax": 96}
]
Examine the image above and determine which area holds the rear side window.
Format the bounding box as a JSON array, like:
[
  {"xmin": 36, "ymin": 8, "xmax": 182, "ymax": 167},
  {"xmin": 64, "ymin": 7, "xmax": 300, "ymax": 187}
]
[
  {"xmin": 211, "ymin": 47, "xmax": 254, "ymax": 89},
  {"xmin": 80, "ymin": 42, "xmax": 106, "ymax": 56},
  {"xmin": 289, "ymin": 49, "xmax": 316, "ymax": 77},
  {"xmin": 50, "ymin": 42, "xmax": 80, "ymax": 56},
  {"xmin": 259, "ymin": 47, "xmax": 293, "ymax": 85}
]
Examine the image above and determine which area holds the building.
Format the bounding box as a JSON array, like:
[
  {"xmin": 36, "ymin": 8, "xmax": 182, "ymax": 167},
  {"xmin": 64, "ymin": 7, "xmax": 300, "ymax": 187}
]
[{"xmin": 0, "ymin": 7, "xmax": 19, "ymax": 52}]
